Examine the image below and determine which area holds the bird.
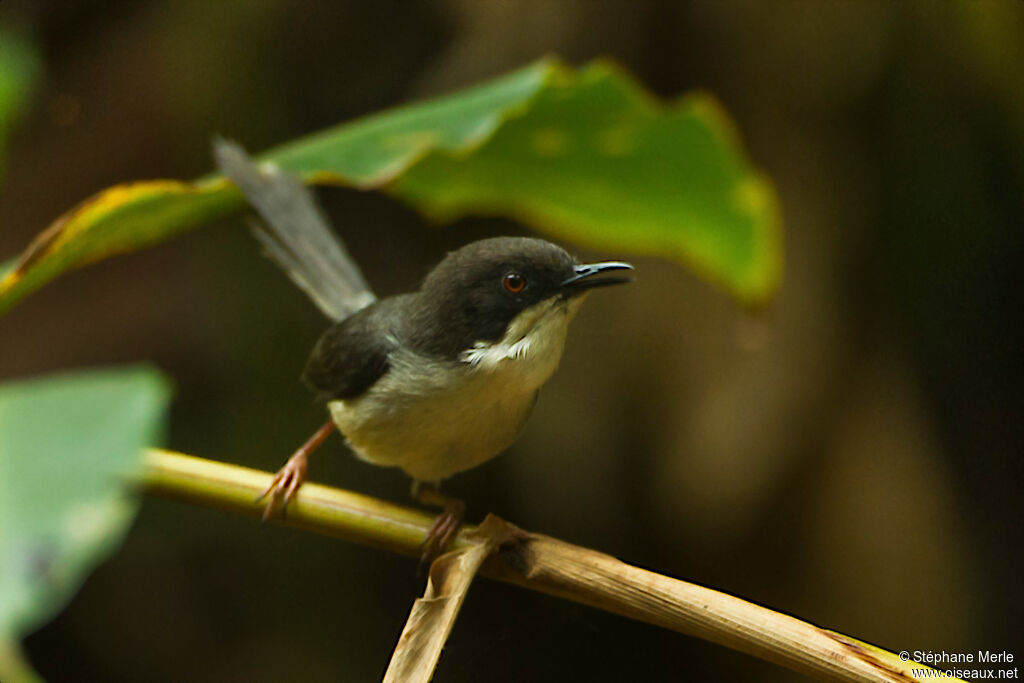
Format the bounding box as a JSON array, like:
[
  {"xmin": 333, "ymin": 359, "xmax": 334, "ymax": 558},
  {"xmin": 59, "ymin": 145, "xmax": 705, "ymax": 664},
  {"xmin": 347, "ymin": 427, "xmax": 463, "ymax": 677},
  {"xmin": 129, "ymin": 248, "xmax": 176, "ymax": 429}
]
[{"xmin": 214, "ymin": 139, "xmax": 634, "ymax": 560}]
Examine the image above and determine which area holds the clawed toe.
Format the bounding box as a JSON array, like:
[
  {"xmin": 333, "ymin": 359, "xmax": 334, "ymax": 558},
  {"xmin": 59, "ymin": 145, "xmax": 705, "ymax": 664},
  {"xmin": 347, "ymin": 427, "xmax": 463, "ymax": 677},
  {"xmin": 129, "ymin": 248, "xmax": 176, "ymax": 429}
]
[
  {"xmin": 256, "ymin": 421, "xmax": 334, "ymax": 522},
  {"xmin": 257, "ymin": 452, "xmax": 308, "ymax": 521},
  {"xmin": 418, "ymin": 499, "xmax": 465, "ymax": 570}
]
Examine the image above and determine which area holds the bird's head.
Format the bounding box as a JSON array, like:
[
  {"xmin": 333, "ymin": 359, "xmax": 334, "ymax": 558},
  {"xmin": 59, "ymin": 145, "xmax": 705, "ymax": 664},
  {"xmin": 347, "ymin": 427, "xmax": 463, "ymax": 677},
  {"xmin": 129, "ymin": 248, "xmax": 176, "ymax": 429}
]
[{"xmin": 415, "ymin": 237, "xmax": 633, "ymax": 362}]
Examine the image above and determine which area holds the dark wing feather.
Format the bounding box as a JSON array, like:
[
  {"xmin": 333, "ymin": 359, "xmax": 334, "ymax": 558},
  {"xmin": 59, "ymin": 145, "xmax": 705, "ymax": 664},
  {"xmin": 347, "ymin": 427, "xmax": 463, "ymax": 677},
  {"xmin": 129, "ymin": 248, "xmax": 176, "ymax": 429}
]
[
  {"xmin": 302, "ymin": 296, "xmax": 413, "ymax": 400},
  {"xmin": 214, "ymin": 138, "xmax": 376, "ymax": 321}
]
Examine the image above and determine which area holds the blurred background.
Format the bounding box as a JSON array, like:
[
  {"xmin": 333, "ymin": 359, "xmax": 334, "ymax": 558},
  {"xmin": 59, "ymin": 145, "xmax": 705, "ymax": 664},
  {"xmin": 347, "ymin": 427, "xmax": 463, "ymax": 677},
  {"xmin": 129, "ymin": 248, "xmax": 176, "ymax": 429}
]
[{"xmin": 2, "ymin": 1, "xmax": 1022, "ymax": 681}]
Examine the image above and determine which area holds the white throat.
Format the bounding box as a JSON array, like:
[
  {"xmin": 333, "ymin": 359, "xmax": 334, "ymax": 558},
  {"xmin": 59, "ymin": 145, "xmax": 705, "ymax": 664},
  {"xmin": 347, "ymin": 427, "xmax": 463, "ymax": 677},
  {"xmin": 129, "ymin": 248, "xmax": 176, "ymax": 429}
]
[{"xmin": 460, "ymin": 295, "xmax": 586, "ymax": 384}]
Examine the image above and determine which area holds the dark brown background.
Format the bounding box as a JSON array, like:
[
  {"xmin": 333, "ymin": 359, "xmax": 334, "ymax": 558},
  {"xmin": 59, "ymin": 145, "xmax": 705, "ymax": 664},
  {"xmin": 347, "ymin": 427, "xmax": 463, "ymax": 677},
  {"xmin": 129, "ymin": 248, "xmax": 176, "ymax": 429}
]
[{"xmin": 2, "ymin": 1, "xmax": 1022, "ymax": 681}]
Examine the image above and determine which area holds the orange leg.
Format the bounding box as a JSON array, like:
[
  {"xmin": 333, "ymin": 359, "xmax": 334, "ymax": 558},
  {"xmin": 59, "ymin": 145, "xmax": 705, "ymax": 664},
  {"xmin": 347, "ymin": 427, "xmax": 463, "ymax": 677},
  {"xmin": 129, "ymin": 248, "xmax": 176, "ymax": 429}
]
[
  {"xmin": 412, "ymin": 481, "xmax": 466, "ymax": 569},
  {"xmin": 257, "ymin": 420, "xmax": 335, "ymax": 520}
]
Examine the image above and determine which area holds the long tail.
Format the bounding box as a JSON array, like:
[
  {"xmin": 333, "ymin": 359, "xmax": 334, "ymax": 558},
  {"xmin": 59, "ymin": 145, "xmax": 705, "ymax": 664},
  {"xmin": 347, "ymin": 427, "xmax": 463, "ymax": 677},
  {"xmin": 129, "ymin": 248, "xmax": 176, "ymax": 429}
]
[{"xmin": 213, "ymin": 138, "xmax": 376, "ymax": 321}]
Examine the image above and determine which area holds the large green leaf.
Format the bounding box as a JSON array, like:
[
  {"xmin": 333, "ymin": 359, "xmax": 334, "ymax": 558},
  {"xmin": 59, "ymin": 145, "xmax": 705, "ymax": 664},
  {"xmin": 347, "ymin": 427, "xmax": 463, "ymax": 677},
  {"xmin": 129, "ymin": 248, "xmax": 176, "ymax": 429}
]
[
  {"xmin": 0, "ymin": 367, "xmax": 171, "ymax": 675},
  {"xmin": 0, "ymin": 57, "xmax": 781, "ymax": 317},
  {"xmin": 390, "ymin": 62, "xmax": 780, "ymax": 299},
  {"xmin": 0, "ymin": 28, "xmax": 40, "ymax": 178}
]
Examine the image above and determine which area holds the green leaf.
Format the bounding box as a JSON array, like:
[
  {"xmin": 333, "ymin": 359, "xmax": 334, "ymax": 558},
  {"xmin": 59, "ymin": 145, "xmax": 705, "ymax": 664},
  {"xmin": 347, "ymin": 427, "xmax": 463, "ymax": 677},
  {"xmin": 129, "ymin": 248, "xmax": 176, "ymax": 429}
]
[
  {"xmin": 0, "ymin": 28, "xmax": 40, "ymax": 178},
  {"xmin": 391, "ymin": 61, "xmax": 781, "ymax": 301},
  {"xmin": 0, "ymin": 367, "xmax": 171, "ymax": 652},
  {"xmin": 0, "ymin": 57, "xmax": 781, "ymax": 318}
]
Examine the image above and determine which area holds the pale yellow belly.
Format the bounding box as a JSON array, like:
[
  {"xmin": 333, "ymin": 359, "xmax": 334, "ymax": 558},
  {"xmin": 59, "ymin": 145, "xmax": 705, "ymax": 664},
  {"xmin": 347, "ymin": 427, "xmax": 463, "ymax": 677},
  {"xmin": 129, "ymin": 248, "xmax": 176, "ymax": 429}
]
[{"xmin": 328, "ymin": 355, "xmax": 541, "ymax": 483}]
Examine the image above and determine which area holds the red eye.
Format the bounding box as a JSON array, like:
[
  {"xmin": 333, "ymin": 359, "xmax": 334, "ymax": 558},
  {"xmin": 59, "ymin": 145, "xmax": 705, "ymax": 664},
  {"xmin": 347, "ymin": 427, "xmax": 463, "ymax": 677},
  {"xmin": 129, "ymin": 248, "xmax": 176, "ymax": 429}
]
[{"xmin": 503, "ymin": 272, "xmax": 525, "ymax": 293}]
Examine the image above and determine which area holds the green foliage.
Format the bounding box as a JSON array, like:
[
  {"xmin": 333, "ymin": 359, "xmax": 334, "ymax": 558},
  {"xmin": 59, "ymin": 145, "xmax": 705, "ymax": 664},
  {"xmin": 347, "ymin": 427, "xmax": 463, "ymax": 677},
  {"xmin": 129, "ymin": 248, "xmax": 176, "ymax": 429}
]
[
  {"xmin": 0, "ymin": 367, "xmax": 171, "ymax": 676},
  {"xmin": 389, "ymin": 61, "xmax": 780, "ymax": 301},
  {"xmin": 0, "ymin": 57, "xmax": 781, "ymax": 318},
  {"xmin": 0, "ymin": 28, "xmax": 39, "ymax": 179}
]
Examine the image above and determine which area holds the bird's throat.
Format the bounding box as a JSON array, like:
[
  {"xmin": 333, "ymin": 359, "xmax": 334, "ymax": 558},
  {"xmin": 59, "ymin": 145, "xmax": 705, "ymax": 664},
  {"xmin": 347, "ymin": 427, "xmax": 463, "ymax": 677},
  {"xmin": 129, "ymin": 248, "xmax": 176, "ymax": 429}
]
[{"xmin": 460, "ymin": 295, "xmax": 584, "ymax": 378}]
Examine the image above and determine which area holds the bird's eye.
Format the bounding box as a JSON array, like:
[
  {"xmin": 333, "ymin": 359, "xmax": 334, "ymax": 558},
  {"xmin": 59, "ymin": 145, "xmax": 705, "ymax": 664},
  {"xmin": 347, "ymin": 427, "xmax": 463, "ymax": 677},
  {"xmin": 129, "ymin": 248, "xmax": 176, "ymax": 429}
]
[{"xmin": 503, "ymin": 272, "xmax": 525, "ymax": 294}]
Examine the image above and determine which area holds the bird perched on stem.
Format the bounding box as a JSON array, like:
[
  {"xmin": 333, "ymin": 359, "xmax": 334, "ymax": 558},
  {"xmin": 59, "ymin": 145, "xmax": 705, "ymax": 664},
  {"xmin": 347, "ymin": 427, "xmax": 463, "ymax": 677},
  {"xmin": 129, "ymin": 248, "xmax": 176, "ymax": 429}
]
[{"xmin": 214, "ymin": 139, "xmax": 634, "ymax": 562}]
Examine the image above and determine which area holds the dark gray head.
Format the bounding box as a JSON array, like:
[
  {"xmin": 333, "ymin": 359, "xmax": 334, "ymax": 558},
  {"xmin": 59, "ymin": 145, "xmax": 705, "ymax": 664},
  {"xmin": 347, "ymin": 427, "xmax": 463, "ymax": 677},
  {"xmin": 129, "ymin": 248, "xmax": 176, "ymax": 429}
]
[{"xmin": 411, "ymin": 236, "xmax": 632, "ymax": 357}]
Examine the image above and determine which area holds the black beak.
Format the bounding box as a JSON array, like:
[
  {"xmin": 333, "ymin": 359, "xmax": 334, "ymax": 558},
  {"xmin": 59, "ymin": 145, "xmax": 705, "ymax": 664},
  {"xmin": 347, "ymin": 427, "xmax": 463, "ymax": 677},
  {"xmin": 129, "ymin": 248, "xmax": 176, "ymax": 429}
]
[{"xmin": 561, "ymin": 261, "xmax": 635, "ymax": 294}]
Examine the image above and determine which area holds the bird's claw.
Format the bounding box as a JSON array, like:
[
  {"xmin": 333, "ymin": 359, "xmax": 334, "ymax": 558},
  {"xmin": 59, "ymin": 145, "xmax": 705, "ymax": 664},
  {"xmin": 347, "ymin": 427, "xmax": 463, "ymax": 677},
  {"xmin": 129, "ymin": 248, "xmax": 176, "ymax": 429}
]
[
  {"xmin": 256, "ymin": 451, "xmax": 308, "ymax": 521},
  {"xmin": 418, "ymin": 499, "xmax": 465, "ymax": 572}
]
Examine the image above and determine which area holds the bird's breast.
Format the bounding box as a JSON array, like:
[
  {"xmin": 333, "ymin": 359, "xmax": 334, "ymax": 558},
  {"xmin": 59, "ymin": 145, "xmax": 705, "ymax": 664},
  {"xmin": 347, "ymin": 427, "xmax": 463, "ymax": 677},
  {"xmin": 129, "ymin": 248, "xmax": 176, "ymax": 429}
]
[{"xmin": 328, "ymin": 297, "xmax": 580, "ymax": 482}]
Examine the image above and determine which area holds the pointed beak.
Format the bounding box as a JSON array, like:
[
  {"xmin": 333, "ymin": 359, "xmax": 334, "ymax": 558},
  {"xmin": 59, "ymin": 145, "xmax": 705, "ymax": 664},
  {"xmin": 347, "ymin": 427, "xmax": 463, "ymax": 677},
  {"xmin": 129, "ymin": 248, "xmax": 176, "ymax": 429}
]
[{"xmin": 560, "ymin": 261, "xmax": 635, "ymax": 295}]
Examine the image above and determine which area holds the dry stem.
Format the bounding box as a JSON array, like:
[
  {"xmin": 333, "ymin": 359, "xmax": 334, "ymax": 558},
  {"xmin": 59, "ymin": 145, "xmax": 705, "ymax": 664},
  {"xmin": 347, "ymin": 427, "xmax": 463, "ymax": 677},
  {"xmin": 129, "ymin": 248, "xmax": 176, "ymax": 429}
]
[{"xmin": 140, "ymin": 449, "xmax": 948, "ymax": 683}]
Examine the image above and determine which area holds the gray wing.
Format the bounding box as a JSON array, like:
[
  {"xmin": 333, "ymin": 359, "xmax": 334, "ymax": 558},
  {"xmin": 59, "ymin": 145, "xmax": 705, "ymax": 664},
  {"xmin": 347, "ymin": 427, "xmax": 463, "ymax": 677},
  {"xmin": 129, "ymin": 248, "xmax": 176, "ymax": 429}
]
[{"xmin": 213, "ymin": 138, "xmax": 376, "ymax": 321}]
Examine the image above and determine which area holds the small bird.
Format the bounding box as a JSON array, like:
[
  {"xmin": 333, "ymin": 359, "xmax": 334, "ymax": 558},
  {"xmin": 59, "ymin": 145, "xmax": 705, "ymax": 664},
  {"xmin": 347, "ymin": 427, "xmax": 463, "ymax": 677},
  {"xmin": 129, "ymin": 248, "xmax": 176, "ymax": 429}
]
[{"xmin": 214, "ymin": 140, "xmax": 634, "ymax": 559}]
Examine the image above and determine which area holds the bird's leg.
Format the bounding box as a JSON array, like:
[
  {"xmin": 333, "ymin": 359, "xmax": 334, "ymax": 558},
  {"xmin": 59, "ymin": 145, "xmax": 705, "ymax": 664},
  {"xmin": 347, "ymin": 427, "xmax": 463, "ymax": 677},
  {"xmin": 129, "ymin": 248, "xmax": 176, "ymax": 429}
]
[
  {"xmin": 257, "ymin": 420, "xmax": 335, "ymax": 521},
  {"xmin": 411, "ymin": 480, "xmax": 465, "ymax": 567}
]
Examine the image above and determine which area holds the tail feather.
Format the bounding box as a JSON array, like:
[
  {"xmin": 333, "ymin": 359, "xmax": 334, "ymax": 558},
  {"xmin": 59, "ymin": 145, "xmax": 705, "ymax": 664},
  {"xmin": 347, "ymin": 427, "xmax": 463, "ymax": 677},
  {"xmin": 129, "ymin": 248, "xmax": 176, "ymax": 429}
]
[{"xmin": 213, "ymin": 138, "xmax": 376, "ymax": 321}]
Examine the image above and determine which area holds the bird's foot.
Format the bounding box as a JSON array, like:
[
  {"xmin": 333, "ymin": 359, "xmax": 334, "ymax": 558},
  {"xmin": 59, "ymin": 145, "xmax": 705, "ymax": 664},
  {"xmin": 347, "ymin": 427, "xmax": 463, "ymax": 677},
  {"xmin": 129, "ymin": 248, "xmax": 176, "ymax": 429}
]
[
  {"xmin": 256, "ymin": 450, "xmax": 308, "ymax": 521},
  {"xmin": 412, "ymin": 482, "xmax": 466, "ymax": 570},
  {"xmin": 421, "ymin": 498, "xmax": 465, "ymax": 567},
  {"xmin": 256, "ymin": 420, "xmax": 335, "ymax": 521}
]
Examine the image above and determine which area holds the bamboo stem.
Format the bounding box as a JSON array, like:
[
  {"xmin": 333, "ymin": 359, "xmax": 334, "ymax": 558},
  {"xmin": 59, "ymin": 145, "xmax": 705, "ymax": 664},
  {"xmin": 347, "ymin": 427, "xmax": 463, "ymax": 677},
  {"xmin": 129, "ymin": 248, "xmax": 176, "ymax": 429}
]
[{"xmin": 139, "ymin": 449, "xmax": 947, "ymax": 683}]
